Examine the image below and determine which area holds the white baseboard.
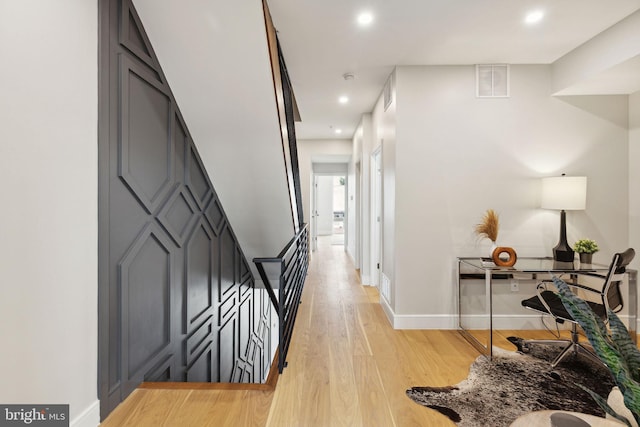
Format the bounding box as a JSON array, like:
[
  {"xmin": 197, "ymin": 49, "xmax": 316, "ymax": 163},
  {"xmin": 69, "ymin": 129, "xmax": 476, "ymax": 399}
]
[
  {"xmin": 378, "ymin": 311, "xmax": 640, "ymax": 332},
  {"xmin": 461, "ymin": 314, "xmax": 556, "ymax": 330},
  {"xmin": 393, "ymin": 314, "xmax": 458, "ymax": 329},
  {"xmin": 376, "ymin": 306, "xmax": 640, "ymax": 331},
  {"xmin": 71, "ymin": 400, "xmax": 100, "ymax": 427},
  {"xmin": 378, "ymin": 297, "xmax": 457, "ymax": 329},
  {"xmin": 380, "ymin": 294, "xmax": 394, "ymax": 326}
]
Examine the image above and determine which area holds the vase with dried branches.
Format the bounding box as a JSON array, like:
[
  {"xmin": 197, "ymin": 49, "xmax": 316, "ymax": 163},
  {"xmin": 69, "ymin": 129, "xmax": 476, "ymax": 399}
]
[
  {"xmin": 475, "ymin": 209, "xmax": 500, "ymax": 256},
  {"xmin": 474, "ymin": 209, "xmax": 518, "ymax": 266}
]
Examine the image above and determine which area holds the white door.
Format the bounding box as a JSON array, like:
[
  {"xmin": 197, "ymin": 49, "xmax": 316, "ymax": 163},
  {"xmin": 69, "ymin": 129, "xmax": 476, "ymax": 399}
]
[{"xmin": 316, "ymin": 175, "xmax": 334, "ymax": 236}]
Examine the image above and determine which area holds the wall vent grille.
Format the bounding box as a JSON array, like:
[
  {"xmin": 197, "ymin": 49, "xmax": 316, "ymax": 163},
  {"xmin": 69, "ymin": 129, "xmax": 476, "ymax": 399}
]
[
  {"xmin": 476, "ymin": 64, "xmax": 510, "ymax": 98},
  {"xmin": 381, "ymin": 273, "xmax": 391, "ymax": 302}
]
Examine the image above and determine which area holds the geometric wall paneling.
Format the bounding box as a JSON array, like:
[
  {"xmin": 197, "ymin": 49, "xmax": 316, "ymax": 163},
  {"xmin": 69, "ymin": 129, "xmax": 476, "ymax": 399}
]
[
  {"xmin": 100, "ymin": 0, "xmax": 270, "ymax": 418},
  {"xmin": 173, "ymin": 114, "xmax": 188, "ymax": 181},
  {"xmin": 220, "ymin": 226, "xmax": 237, "ymax": 298},
  {"xmin": 185, "ymin": 218, "xmax": 216, "ymax": 328},
  {"xmin": 186, "ymin": 316, "xmax": 214, "ymax": 364},
  {"xmin": 185, "ymin": 143, "xmax": 213, "ymax": 209},
  {"xmin": 143, "ymin": 354, "xmax": 175, "ymax": 383},
  {"xmin": 119, "ymin": 0, "xmax": 158, "ymax": 78},
  {"xmin": 239, "ymin": 292, "xmax": 253, "ymax": 361},
  {"xmin": 204, "ymin": 196, "xmax": 225, "ymax": 235},
  {"xmin": 257, "ymin": 290, "xmax": 271, "ymax": 381},
  {"xmin": 117, "ymin": 222, "xmax": 173, "ymax": 394},
  {"xmin": 118, "ymin": 57, "xmax": 174, "ymax": 215},
  {"xmin": 240, "ymin": 258, "xmax": 253, "ymax": 299},
  {"xmin": 186, "ymin": 316, "xmax": 214, "ymax": 382},
  {"xmin": 157, "ymin": 184, "xmax": 198, "ymax": 247},
  {"xmin": 219, "ymin": 290, "xmax": 237, "ymax": 327},
  {"xmin": 241, "ymin": 256, "xmax": 252, "ymax": 283},
  {"xmin": 219, "ymin": 316, "xmax": 236, "ymax": 382},
  {"xmin": 186, "ymin": 346, "xmax": 213, "ymax": 383},
  {"xmin": 246, "ymin": 333, "xmax": 260, "ymax": 381}
]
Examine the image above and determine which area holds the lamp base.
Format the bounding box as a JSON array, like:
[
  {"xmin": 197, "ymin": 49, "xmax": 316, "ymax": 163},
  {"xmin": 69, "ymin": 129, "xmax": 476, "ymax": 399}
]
[
  {"xmin": 553, "ymin": 242, "xmax": 575, "ymax": 262},
  {"xmin": 552, "ymin": 209, "xmax": 575, "ymax": 262}
]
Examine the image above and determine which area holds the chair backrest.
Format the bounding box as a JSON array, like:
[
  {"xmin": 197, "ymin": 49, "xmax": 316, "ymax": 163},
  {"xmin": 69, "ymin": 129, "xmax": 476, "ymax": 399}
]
[{"xmin": 603, "ymin": 248, "xmax": 635, "ymax": 313}]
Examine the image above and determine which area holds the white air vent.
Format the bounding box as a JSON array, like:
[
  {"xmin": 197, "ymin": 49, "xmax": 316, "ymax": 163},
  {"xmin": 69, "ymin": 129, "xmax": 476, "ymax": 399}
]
[
  {"xmin": 381, "ymin": 273, "xmax": 391, "ymax": 302},
  {"xmin": 383, "ymin": 74, "xmax": 394, "ymax": 111},
  {"xmin": 476, "ymin": 64, "xmax": 510, "ymax": 98}
]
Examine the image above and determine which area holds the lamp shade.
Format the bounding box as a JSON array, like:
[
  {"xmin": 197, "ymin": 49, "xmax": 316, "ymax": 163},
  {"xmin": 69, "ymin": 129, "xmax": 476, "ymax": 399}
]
[{"xmin": 541, "ymin": 176, "xmax": 587, "ymax": 211}]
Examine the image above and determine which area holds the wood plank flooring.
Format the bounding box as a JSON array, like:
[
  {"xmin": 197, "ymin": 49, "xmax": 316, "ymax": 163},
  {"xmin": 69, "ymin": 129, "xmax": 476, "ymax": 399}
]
[{"xmin": 101, "ymin": 237, "xmax": 574, "ymax": 427}]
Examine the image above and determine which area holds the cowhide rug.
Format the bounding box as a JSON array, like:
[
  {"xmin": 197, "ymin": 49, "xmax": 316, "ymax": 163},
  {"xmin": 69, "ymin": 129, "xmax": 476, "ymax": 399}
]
[{"xmin": 406, "ymin": 338, "xmax": 615, "ymax": 426}]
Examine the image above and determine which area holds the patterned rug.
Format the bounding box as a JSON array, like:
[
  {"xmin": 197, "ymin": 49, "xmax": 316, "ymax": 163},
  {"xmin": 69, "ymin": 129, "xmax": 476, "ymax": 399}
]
[{"xmin": 406, "ymin": 338, "xmax": 615, "ymax": 426}]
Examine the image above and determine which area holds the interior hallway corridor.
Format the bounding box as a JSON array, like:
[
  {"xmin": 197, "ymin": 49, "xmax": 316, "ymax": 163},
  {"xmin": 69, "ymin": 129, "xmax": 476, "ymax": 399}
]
[
  {"xmin": 102, "ymin": 235, "xmax": 533, "ymax": 426},
  {"xmin": 264, "ymin": 236, "xmax": 480, "ymax": 426}
]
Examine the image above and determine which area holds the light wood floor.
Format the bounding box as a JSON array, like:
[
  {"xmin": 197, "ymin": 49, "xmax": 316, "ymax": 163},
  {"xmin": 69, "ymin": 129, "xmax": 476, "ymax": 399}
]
[{"xmin": 101, "ymin": 237, "xmax": 569, "ymax": 427}]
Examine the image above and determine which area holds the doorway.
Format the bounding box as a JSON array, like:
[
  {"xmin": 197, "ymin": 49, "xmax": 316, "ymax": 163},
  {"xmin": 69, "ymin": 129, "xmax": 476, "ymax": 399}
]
[{"xmin": 312, "ymin": 174, "xmax": 347, "ymax": 249}]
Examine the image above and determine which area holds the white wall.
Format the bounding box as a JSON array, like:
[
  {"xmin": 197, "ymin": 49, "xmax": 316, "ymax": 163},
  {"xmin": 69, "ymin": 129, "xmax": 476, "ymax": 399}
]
[
  {"xmin": 0, "ymin": 1, "xmax": 99, "ymax": 426},
  {"xmin": 375, "ymin": 64, "xmax": 629, "ymax": 325},
  {"xmin": 630, "ymin": 91, "xmax": 640, "ymax": 272}
]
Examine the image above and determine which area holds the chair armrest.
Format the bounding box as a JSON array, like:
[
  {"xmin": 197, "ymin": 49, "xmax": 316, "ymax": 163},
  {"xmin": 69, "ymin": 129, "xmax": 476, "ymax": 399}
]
[{"xmin": 539, "ymin": 279, "xmax": 602, "ymax": 296}]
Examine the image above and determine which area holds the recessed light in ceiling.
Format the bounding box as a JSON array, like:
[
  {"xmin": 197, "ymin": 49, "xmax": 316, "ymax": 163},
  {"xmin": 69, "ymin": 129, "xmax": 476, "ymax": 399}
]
[
  {"xmin": 356, "ymin": 11, "xmax": 374, "ymax": 27},
  {"xmin": 338, "ymin": 96, "xmax": 349, "ymax": 104},
  {"xmin": 524, "ymin": 10, "xmax": 544, "ymax": 24},
  {"xmin": 335, "ymin": 129, "xmax": 343, "ymax": 135}
]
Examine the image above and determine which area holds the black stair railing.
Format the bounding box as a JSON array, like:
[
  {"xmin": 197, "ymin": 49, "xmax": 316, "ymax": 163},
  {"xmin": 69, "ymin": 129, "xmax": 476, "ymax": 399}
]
[{"xmin": 254, "ymin": 224, "xmax": 309, "ymax": 373}]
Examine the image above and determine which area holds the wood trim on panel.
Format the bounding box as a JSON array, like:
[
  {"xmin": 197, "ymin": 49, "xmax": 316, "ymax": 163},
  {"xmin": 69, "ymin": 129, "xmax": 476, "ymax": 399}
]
[
  {"xmin": 262, "ymin": 0, "xmax": 299, "ymax": 231},
  {"xmin": 262, "ymin": 1, "xmax": 301, "ymax": 122},
  {"xmin": 262, "ymin": 0, "xmax": 284, "ymax": 124}
]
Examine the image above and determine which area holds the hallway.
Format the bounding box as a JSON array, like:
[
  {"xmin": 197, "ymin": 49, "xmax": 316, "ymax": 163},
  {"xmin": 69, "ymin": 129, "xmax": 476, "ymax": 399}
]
[
  {"xmin": 102, "ymin": 236, "xmax": 515, "ymax": 426},
  {"xmin": 265, "ymin": 236, "xmax": 480, "ymax": 426}
]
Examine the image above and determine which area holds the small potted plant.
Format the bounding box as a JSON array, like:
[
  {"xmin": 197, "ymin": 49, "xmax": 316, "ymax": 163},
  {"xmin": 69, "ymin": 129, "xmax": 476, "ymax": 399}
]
[{"xmin": 573, "ymin": 238, "xmax": 599, "ymax": 264}]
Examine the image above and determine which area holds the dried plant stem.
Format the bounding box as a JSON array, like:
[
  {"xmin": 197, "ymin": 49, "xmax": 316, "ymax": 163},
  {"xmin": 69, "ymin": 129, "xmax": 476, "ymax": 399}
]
[{"xmin": 475, "ymin": 209, "xmax": 499, "ymax": 242}]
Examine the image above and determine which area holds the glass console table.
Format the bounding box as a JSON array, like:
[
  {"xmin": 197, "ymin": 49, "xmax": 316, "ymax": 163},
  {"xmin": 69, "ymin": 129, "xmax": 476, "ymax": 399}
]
[{"xmin": 457, "ymin": 257, "xmax": 637, "ymax": 358}]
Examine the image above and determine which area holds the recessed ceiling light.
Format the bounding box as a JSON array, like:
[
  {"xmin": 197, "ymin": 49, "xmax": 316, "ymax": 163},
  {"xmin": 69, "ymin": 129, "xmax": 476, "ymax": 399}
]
[
  {"xmin": 357, "ymin": 11, "xmax": 374, "ymax": 27},
  {"xmin": 338, "ymin": 96, "xmax": 349, "ymax": 104},
  {"xmin": 524, "ymin": 10, "xmax": 544, "ymax": 24},
  {"xmin": 335, "ymin": 129, "xmax": 343, "ymax": 135}
]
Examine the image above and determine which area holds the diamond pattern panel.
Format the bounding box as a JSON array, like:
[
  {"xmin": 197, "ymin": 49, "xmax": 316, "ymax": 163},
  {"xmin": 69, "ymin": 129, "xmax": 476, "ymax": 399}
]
[
  {"xmin": 186, "ymin": 219, "xmax": 214, "ymax": 326},
  {"xmin": 185, "ymin": 144, "xmax": 212, "ymax": 209},
  {"xmin": 119, "ymin": 224, "xmax": 172, "ymax": 378},
  {"xmin": 158, "ymin": 185, "xmax": 197, "ymax": 247},
  {"xmin": 119, "ymin": 58, "xmax": 174, "ymax": 214}
]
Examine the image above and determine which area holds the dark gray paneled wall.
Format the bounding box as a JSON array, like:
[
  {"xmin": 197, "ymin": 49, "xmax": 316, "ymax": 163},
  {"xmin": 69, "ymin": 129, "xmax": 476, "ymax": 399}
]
[{"xmin": 98, "ymin": 0, "xmax": 271, "ymax": 419}]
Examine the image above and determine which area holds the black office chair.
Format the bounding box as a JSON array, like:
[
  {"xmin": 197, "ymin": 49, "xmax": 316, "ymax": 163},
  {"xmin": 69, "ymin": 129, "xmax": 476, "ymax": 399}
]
[{"xmin": 519, "ymin": 248, "xmax": 635, "ymax": 368}]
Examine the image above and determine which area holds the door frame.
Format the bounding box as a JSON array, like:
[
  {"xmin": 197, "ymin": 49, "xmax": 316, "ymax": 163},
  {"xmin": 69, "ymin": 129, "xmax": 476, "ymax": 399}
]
[
  {"xmin": 370, "ymin": 146, "xmax": 382, "ymax": 288},
  {"xmin": 311, "ymin": 172, "xmax": 348, "ymax": 250}
]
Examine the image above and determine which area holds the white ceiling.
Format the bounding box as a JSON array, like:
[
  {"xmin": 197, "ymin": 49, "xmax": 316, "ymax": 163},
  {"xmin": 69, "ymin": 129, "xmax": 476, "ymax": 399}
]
[{"xmin": 266, "ymin": 0, "xmax": 640, "ymax": 140}]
